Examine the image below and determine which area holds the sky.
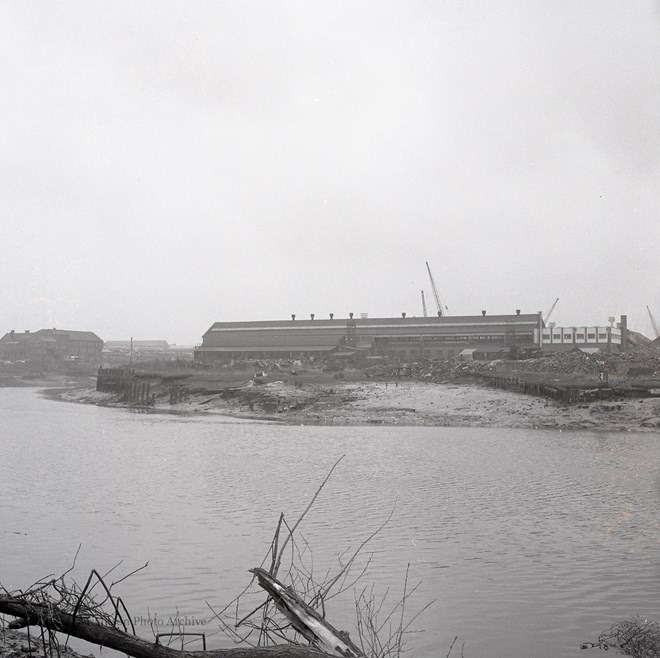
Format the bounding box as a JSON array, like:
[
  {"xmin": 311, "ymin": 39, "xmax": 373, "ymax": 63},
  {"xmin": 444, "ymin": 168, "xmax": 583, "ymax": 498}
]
[{"xmin": 1, "ymin": 1, "xmax": 659, "ymax": 344}]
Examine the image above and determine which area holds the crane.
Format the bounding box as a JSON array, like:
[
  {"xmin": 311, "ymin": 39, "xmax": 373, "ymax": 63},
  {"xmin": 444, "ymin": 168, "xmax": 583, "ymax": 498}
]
[
  {"xmin": 647, "ymin": 305, "xmax": 660, "ymax": 338},
  {"xmin": 425, "ymin": 261, "xmax": 448, "ymax": 317},
  {"xmin": 543, "ymin": 298, "xmax": 559, "ymax": 325},
  {"xmin": 421, "ymin": 290, "xmax": 428, "ymax": 318}
]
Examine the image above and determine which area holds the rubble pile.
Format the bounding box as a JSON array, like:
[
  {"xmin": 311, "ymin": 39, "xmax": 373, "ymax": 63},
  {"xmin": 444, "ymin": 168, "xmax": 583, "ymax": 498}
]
[
  {"xmin": 599, "ymin": 348, "xmax": 660, "ymax": 375},
  {"xmin": 365, "ymin": 348, "xmax": 660, "ymax": 382},
  {"xmin": 514, "ymin": 351, "xmax": 604, "ymax": 375},
  {"xmin": 365, "ymin": 358, "xmax": 492, "ymax": 382},
  {"xmin": 524, "ymin": 349, "xmax": 660, "ymax": 377},
  {"xmin": 494, "ymin": 349, "xmax": 660, "ymax": 378}
]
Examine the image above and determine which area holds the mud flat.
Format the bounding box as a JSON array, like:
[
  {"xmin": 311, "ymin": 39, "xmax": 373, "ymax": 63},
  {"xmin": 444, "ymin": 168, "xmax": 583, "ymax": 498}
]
[{"xmin": 47, "ymin": 380, "xmax": 660, "ymax": 431}]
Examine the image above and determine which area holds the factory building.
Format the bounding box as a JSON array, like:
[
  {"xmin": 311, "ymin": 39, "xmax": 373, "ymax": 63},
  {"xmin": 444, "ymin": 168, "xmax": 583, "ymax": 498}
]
[
  {"xmin": 0, "ymin": 329, "xmax": 103, "ymax": 362},
  {"xmin": 540, "ymin": 325, "xmax": 622, "ymax": 353},
  {"xmin": 194, "ymin": 312, "xmax": 544, "ymax": 362}
]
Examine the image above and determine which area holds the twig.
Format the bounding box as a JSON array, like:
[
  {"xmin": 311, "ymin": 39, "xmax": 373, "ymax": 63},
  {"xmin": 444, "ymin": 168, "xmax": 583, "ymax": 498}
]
[
  {"xmin": 395, "ymin": 564, "xmax": 409, "ymax": 658},
  {"xmin": 273, "ymin": 455, "xmax": 345, "ymax": 577}
]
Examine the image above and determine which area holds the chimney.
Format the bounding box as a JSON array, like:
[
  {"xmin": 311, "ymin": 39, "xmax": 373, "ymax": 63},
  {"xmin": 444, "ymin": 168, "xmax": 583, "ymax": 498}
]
[
  {"xmin": 291, "ymin": 314, "xmax": 296, "ymax": 321},
  {"xmin": 481, "ymin": 310, "xmax": 487, "ymax": 316},
  {"xmin": 620, "ymin": 314, "xmax": 628, "ymax": 350},
  {"xmin": 402, "ymin": 312, "xmax": 406, "ymax": 318},
  {"xmin": 310, "ymin": 314, "xmax": 315, "ymax": 320},
  {"xmin": 516, "ymin": 309, "xmax": 520, "ymax": 315},
  {"xmin": 349, "ymin": 312, "xmax": 354, "ymax": 319},
  {"xmin": 10, "ymin": 330, "xmax": 14, "ymax": 335},
  {"xmin": 25, "ymin": 330, "xmax": 30, "ymax": 334},
  {"xmin": 330, "ymin": 313, "xmax": 334, "ymax": 320}
]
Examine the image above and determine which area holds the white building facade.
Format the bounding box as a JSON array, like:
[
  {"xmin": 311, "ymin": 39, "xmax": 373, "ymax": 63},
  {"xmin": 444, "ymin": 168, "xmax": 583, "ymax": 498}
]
[{"xmin": 541, "ymin": 325, "xmax": 622, "ymax": 353}]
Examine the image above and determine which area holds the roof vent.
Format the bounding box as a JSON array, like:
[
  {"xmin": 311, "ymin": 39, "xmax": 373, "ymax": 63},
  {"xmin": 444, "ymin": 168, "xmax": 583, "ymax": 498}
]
[
  {"xmin": 330, "ymin": 313, "xmax": 334, "ymax": 320},
  {"xmin": 291, "ymin": 314, "xmax": 296, "ymax": 321},
  {"xmin": 481, "ymin": 310, "xmax": 486, "ymax": 316},
  {"xmin": 516, "ymin": 309, "xmax": 520, "ymax": 315},
  {"xmin": 402, "ymin": 312, "xmax": 406, "ymax": 318},
  {"xmin": 310, "ymin": 314, "xmax": 315, "ymax": 320},
  {"xmin": 349, "ymin": 312, "xmax": 354, "ymax": 319}
]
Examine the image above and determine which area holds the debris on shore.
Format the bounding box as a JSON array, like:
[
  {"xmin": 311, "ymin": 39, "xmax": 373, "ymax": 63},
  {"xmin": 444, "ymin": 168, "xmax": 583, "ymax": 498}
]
[{"xmin": 0, "ymin": 628, "xmax": 89, "ymax": 658}]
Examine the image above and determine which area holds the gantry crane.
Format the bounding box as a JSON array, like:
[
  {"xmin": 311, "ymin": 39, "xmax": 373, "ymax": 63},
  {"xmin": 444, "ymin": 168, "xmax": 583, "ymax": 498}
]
[
  {"xmin": 425, "ymin": 261, "xmax": 448, "ymax": 317},
  {"xmin": 647, "ymin": 305, "xmax": 660, "ymax": 338}
]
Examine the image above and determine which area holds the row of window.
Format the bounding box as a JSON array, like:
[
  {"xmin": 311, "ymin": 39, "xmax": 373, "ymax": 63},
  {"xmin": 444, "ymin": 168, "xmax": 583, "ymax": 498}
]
[
  {"xmin": 387, "ymin": 349, "xmax": 458, "ymax": 360},
  {"xmin": 542, "ymin": 333, "xmax": 608, "ymax": 341},
  {"xmin": 379, "ymin": 334, "xmax": 534, "ymax": 344}
]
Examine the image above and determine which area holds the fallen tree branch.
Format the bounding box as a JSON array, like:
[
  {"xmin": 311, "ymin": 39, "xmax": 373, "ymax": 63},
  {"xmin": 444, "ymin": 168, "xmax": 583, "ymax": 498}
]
[
  {"xmin": 250, "ymin": 568, "xmax": 362, "ymax": 657},
  {"xmin": 0, "ymin": 597, "xmax": 335, "ymax": 658}
]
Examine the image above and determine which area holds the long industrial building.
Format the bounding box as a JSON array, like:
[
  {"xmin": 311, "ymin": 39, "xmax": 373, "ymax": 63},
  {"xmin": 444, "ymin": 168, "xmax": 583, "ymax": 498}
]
[{"xmin": 194, "ymin": 311, "xmax": 548, "ymax": 362}]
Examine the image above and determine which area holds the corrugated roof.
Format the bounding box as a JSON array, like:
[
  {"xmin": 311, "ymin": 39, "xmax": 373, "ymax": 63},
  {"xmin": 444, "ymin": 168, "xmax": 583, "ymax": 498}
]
[
  {"xmin": 205, "ymin": 313, "xmax": 541, "ymax": 335},
  {"xmin": 33, "ymin": 329, "xmax": 103, "ymax": 342},
  {"xmin": 197, "ymin": 345, "xmax": 335, "ymax": 353}
]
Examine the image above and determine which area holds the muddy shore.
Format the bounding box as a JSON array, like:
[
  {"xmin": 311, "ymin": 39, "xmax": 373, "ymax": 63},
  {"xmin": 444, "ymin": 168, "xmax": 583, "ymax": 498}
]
[
  {"xmin": 0, "ymin": 629, "xmax": 88, "ymax": 658},
  {"xmin": 46, "ymin": 379, "xmax": 660, "ymax": 431}
]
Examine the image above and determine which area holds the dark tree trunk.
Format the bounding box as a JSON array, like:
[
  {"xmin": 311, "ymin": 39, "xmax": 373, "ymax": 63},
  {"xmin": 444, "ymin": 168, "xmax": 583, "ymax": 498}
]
[{"xmin": 0, "ymin": 597, "xmax": 331, "ymax": 658}]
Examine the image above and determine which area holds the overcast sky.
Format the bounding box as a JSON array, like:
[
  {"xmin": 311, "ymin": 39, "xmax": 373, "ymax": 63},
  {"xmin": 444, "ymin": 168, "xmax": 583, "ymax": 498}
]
[{"xmin": 1, "ymin": 1, "xmax": 659, "ymax": 344}]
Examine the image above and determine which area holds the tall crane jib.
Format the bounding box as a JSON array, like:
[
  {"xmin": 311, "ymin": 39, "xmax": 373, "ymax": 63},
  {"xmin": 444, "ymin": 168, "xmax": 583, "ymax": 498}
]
[
  {"xmin": 421, "ymin": 290, "xmax": 428, "ymax": 318},
  {"xmin": 425, "ymin": 261, "xmax": 448, "ymax": 317},
  {"xmin": 647, "ymin": 305, "xmax": 660, "ymax": 339},
  {"xmin": 544, "ymin": 298, "xmax": 559, "ymax": 325}
]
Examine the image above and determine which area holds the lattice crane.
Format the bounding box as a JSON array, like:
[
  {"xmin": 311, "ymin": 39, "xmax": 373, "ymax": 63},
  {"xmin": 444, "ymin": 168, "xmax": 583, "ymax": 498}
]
[
  {"xmin": 543, "ymin": 298, "xmax": 559, "ymax": 325},
  {"xmin": 425, "ymin": 261, "xmax": 448, "ymax": 317},
  {"xmin": 647, "ymin": 305, "xmax": 660, "ymax": 338}
]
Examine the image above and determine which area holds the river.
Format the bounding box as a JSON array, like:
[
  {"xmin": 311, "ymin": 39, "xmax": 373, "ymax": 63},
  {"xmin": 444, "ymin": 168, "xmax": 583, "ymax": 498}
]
[{"xmin": 0, "ymin": 388, "xmax": 658, "ymax": 658}]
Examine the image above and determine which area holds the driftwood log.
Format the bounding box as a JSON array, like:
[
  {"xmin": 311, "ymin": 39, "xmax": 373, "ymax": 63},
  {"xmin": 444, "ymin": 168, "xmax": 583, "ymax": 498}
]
[
  {"xmin": 250, "ymin": 568, "xmax": 361, "ymax": 657},
  {"xmin": 0, "ymin": 597, "xmax": 334, "ymax": 658}
]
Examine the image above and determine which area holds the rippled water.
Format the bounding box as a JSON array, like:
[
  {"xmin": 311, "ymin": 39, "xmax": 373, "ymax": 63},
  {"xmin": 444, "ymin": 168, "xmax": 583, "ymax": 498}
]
[{"xmin": 1, "ymin": 388, "xmax": 658, "ymax": 658}]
